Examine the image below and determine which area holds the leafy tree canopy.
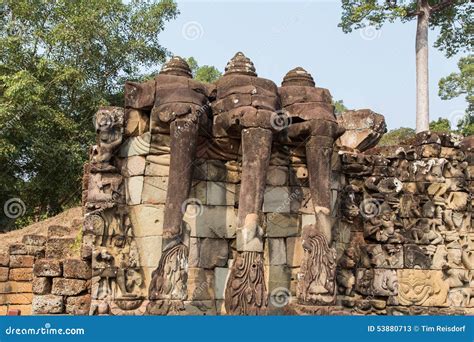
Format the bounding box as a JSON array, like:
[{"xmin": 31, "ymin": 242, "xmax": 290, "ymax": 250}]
[
  {"xmin": 0, "ymin": 0, "xmax": 178, "ymax": 230},
  {"xmin": 339, "ymin": 0, "xmax": 473, "ymax": 57},
  {"xmin": 429, "ymin": 117, "xmax": 452, "ymax": 132},
  {"xmin": 334, "ymin": 99, "xmax": 349, "ymax": 115},
  {"xmin": 186, "ymin": 57, "xmax": 222, "ymax": 83},
  {"xmin": 439, "ymin": 54, "xmax": 473, "ymax": 135},
  {"xmin": 379, "ymin": 127, "xmax": 416, "ymax": 146}
]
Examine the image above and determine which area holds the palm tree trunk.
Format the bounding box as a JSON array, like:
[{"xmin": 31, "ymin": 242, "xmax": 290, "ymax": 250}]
[{"xmin": 415, "ymin": 0, "xmax": 430, "ymax": 133}]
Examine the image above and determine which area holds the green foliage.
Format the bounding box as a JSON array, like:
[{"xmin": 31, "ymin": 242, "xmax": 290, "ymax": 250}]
[
  {"xmin": 334, "ymin": 99, "xmax": 348, "ymax": 115},
  {"xmin": 339, "ymin": 0, "xmax": 473, "ymax": 57},
  {"xmin": 429, "ymin": 117, "xmax": 452, "ymax": 132},
  {"xmin": 186, "ymin": 57, "xmax": 222, "ymax": 83},
  {"xmin": 379, "ymin": 127, "xmax": 416, "ymax": 146},
  {"xmin": 439, "ymin": 54, "xmax": 473, "ymax": 135},
  {"xmin": 0, "ymin": 0, "xmax": 178, "ymax": 230}
]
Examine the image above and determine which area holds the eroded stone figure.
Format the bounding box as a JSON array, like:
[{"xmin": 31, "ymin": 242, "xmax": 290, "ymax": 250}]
[
  {"xmin": 147, "ymin": 57, "xmax": 212, "ymax": 314},
  {"xmin": 219, "ymin": 52, "xmax": 281, "ymax": 315},
  {"xmin": 278, "ymin": 67, "xmax": 344, "ymax": 305}
]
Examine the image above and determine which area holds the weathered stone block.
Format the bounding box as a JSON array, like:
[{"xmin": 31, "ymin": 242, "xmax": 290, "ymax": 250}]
[
  {"xmin": 189, "ymin": 181, "xmax": 207, "ymax": 204},
  {"xmin": 141, "ymin": 176, "xmax": 168, "ymax": 204},
  {"xmin": 63, "ymin": 259, "xmax": 91, "ymax": 279},
  {"xmin": 8, "ymin": 304, "xmax": 32, "ymax": 315},
  {"xmin": 124, "ymin": 109, "xmax": 149, "ymax": 136},
  {"xmin": 32, "ymin": 294, "xmax": 64, "ymax": 314},
  {"xmin": 187, "ymin": 268, "xmax": 215, "ymax": 300},
  {"xmin": 52, "ymin": 278, "xmax": 87, "ymax": 296},
  {"xmin": 0, "ymin": 281, "xmax": 32, "ymax": 294},
  {"xmin": 266, "ymin": 213, "xmax": 299, "ymax": 237},
  {"xmin": 301, "ymin": 214, "xmax": 316, "ymax": 227},
  {"xmin": 135, "ymin": 236, "xmax": 162, "ymax": 268},
  {"xmin": 207, "ymin": 160, "xmax": 227, "ymax": 182},
  {"xmin": 206, "ymin": 182, "xmax": 236, "ymax": 206},
  {"xmin": 0, "ymin": 254, "xmax": 9, "ymax": 267},
  {"xmin": 0, "ymin": 267, "xmax": 9, "ymax": 281},
  {"xmin": 47, "ymin": 225, "xmax": 71, "ymax": 238},
  {"xmin": 0, "ymin": 305, "xmax": 7, "ymax": 315},
  {"xmin": 404, "ymin": 245, "xmax": 431, "ymax": 269},
  {"xmin": 33, "ymin": 259, "xmax": 62, "ymax": 277},
  {"xmin": 145, "ymin": 154, "xmax": 170, "ymax": 176},
  {"xmin": 355, "ymin": 269, "xmax": 398, "ymax": 296},
  {"xmin": 0, "ymin": 293, "xmax": 33, "ymax": 305},
  {"xmin": 118, "ymin": 132, "xmax": 151, "ymax": 157},
  {"xmin": 25, "ymin": 245, "xmax": 45, "ymax": 258},
  {"xmin": 22, "ymin": 234, "xmax": 47, "ymax": 246},
  {"xmin": 290, "ymin": 187, "xmax": 313, "ymax": 214},
  {"xmin": 66, "ymin": 294, "xmax": 91, "ymax": 315},
  {"xmin": 397, "ymin": 270, "xmax": 448, "ymax": 307},
  {"xmin": 125, "ymin": 176, "xmax": 144, "ymax": 205},
  {"xmin": 263, "ymin": 186, "xmax": 291, "ymax": 213},
  {"xmin": 199, "ymin": 238, "xmax": 228, "ymax": 269},
  {"xmin": 183, "ymin": 300, "xmax": 217, "ymax": 315},
  {"xmin": 362, "ymin": 244, "xmax": 403, "ymax": 268},
  {"xmin": 266, "ymin": 265, "xmax": 291, "ymax": 294},
  {"xmin": 186, "ymin": 205, "xmax": 236, "ymax": 239},
  {"xmin": 121, "ymin": 156, "xmax": 146, "ymax": 176},
  {"xmin": 32, "ymin": 277, "xmax": 52, "ymax": 295},
  {"xmin": 289, "ymin": 166, "xmax": 309, "ymax": 186},
  {"xmin": 336, "ymin": 109, "xmax": 386, "ymax": 151},
  {"xmin": 129, "ymin": 204, "xmax": 164, "ymax": 237},
  {"xmin": 286, "ymin": 237, "xmax": 304, "ymax": 267},
  {"xmin": 266, "ymin": 166, "xmax": 288, "ymax": 186},
  {"xmin": 9, "ymin": 244, "xmax": 27, "ymax": 255},
  {"xmin": 214, "ymin": 266, "xmax": 230, "ymax": 300},
  {"xmin": 188, "ymin": 238, "xmax": 200, "ymax": 267},
  {"xmin": 264, "ymin": 238, "xmax": 287, "ymax": 265},
  {"xmin": 45, "ymin": 238, "xmax": 75, "ymax": 259},
  {"xmin": 9, "ymin": 268, "xmax": 33, "ymax": 281},
  {"xmin": 9, "ymin": 255, "xmax": 34, "ymax": 268}
]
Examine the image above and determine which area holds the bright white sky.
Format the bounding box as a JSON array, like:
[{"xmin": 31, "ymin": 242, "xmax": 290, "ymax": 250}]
[{"xmin": 157, "ymin": 0, "xmax": 469, "ymax": 130}]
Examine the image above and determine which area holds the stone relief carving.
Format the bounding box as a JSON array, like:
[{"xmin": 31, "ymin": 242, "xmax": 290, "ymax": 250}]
[
  {"xmin": 78, "ymin": 51, "xmax": 473, "ymax": 316},
  {"xmin": 297, "ymin": 224, "xmax": 336, "ymax": 305}
]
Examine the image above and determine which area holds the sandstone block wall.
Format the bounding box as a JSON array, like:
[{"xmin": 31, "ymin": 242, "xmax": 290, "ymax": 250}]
[
  {"xmin": 2, "ymin": 54, "xmax": 472, "ymax": 316},
  {"xmin": 333, "ymin": 132, "xmax": 473, "ymax": 315},
  {"xmin": 0, "ymin": 221, "xmax": 90, "ymax": 315}
]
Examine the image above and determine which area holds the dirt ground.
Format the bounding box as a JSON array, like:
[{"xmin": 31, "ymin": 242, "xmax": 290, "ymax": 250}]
[{"xmin": 0, "ymin": 207, "xmax": 83, "ymax": 254}]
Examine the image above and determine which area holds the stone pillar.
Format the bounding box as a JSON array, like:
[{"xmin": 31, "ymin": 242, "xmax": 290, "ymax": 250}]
[
  {"xmin": 279, "ymin": 67, "xmax": 344, "ymax": 306},
  {"xmin": 215, "ymin": 52, "xmax": 281, "ymax": 315},
  {"xmin": 147, "ymin": 57, "xmax": 211, "ymax": 314}
]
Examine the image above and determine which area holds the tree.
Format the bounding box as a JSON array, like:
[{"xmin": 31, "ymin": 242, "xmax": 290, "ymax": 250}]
[
  {"xmin": 334, "ymin": 99, "xmax": 349, "ymax": 115},
  {"xmin": 186, "ymin": 57, "xmax": 222, "ymax": 83},
  {"xmin": 0, "ymin": 0, "xmax": 178, "ymax": 230},
  {"xmin": 339, "ymin": 0, "xmax": 473, "ymax": 133},
  {"xmin": 379, "ymin": 127, "xmax": 416, "ymax": 146},
  {"xmin": 439, "ymin": 54, "xmax": 473, "ymax": 135},
  {"xmin": 429, "ymin": 117, "xmax": 452, "ymax": 132}
]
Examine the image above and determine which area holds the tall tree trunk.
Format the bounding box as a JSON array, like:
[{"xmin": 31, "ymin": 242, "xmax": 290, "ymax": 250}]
[{"xmin": 415, "ymin": 0, "xmax": 430, "ymax": 133}]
